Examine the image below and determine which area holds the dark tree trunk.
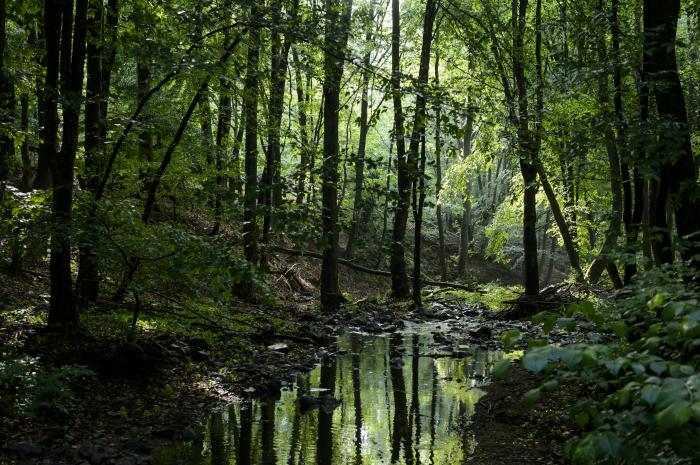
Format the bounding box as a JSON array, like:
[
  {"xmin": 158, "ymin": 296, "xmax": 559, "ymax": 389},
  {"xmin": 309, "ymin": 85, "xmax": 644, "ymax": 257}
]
[
  {"xmin": 45, "ymin": 0, "xmax": 90, "ymax": 328},
  {"xmin": 262, "ymin": 0, "xmax": 297, "ymax": 249},
  {"xmin": 0, "ymin": 0, "xmax": 14, "ymax": 181},
  {"xmin": 242, "ymin": 11, "xmax": 260, "ymax": 269},
  {"xmin": 389, "ymin": 0, "xmax": 410, "ymax": 298},
  {"xmin": 644, "ymin": 0, "xmax": 700, "ymax": 267},
  {"xmin": 20, "ymin": 95, "xmax": 32, "ymax": 191},
  {"xmin": 211, "ymin": 73, "xmax": 233, "ymax": 236},
  {"xmin": 76, "ymin": 0, "xmax": 105, "ymax": 306},
  {"xmin": 513, "ymin": 0, "xmax": 539, "ymax": 296},
  {"xmin": 320, "ymin": 0, "xmax": 353, "ymax": 312},
  {"xmin": 406, "ymin": 0, "xmax": 437, "ymax": 303}
]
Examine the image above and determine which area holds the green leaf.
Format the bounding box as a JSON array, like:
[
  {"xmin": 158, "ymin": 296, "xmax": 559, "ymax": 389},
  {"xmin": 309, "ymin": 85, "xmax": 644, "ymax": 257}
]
[
  {"xmin": 656, "ymin": 401, "xmax": 691, "ymax": 432},
  {"xmin": 521, "ymin": 388, "xmax": 541, "ymax": 407},
  {"xmin": 641, "ymin": 384, "xmax": 660, "ymax": 405},
  {"xmin": 491, "ymin": 360, "xmax": 512, "ymax": 380},
  {"xmin": 501, "ymin": 329, "xmax": 521, "ymax": 351},
  {"xmin": 522, "ymin": 348, "xmax": 550, "ymax": 373},
  {"xmin": 609, "ymin": 320, "xmax": 629, "ymax": 338}
]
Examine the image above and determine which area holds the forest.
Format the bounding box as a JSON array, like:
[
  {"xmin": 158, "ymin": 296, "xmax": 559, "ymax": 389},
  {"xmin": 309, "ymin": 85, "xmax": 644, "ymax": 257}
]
[{"xmin": 1, "ymin": 0, "xmax": 699, "ymax": 463}]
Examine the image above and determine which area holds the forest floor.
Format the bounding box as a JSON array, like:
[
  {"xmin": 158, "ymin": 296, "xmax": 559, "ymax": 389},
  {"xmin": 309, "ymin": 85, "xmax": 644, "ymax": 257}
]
[{"xmin": 0, "ymin": 255, "xmax": 577, "ymax": 465}]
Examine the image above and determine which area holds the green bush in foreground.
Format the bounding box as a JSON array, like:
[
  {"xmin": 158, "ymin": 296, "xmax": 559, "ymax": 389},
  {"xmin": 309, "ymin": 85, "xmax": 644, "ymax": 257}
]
[{"xmin": 494, "ymin": 265, "xmax": 700, "ymax": 464}]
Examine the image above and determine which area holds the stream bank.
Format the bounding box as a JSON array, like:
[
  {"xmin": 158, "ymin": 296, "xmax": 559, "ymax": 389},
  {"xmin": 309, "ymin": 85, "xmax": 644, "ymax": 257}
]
[{"xmin": 1, "ymin": 273, "xmax": 577, "ymax": 465}]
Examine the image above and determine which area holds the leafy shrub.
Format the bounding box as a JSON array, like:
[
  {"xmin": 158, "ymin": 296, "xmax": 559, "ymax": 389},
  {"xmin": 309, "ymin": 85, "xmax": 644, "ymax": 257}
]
[
  {"xmin": 0, "ymin": 355, "xmax": 94, "ymax": 416},
  {"xmin": 496, "ymin": 265, "xmax": 700, "ymax": 464}
]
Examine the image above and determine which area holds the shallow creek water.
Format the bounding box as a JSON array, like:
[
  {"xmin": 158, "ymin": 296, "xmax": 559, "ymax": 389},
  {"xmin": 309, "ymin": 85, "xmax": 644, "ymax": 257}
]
[{"xmin": 153, "ymin": 321, "xmax": 504, "ymax": 465}]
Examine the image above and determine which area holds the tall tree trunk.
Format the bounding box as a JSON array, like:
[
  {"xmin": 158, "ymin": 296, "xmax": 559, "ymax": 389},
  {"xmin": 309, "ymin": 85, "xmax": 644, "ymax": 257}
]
[
  {"xmin": 406, "ymin": 0, "xmax": 437, "ymax": 301},
  {"xmin": 20, "ymin": 95, "xmax": 32, "ymax": 191},
  {"xmin": 434, "ymin": 49, "xmax": 447, "ymax": 281},
  {"xmin": 513, "ymin": 0, "xmax": 540, "ymax": 296},
  {"xmin": 320, "ymin": 0, "xmax": 353, "ymax": 312},
  {"xmin": 262, "ymin": 0, "xmax": 297, "ymax": 250},
  {"xmin": 457, "ymin": 104, "xmax": 474, "ymax": 276},
  {"xmin": 211, "ymin": 72, "xmax": 233, "ymax": 236},
  {"xmin": 242, "ymin": 9, "xmax": 260, "ymax": 270},
  {"xmin": 587, "ymin": 0, "xmax": 623, "ymax": 284},
  {"xmin": 345, "ymin": 4, "xmax": 374, "ymax": 260},
  {"xmin": 292, "ymin": 48, "xmax": 310, "ymax": 205},
  {"xmin": 412, "ymin": 135, "xmax": 428, "ymax": 309},
  {"xmin": 45, "ymin": 0, "xmax": 89, "ymax": 328},
  {"xmin": 76, "ymin": 0, "xmax": 105, "ymax": 306},
  {"xmin": 0, "ymin": 0, "xmax": 14, "ymax": 181},
  {"xmin": 644, "ymin": 0, "xmax": 700, "ymax": 267},
  {"xmin": 389, "ymin": 0, "xmax": 410, "ymax": 298}
]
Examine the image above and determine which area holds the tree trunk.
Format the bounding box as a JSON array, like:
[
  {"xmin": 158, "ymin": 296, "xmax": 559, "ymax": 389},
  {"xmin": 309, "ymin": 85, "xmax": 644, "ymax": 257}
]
[
  {"xmin": 458, "ymin": 104, "xmax": 474, "ymax": 276},
  {"xmin": 434, "ymin": 49, "xmax": 447, "ymax": 281},
  {"xmin": 320, "ymin": 0, "xmax": 353, "ymax": 312},
  {"xmin": 513, "ymin": 0, "xmax": 539, "ymax": 296},
  {"xmin": 345, "ymin": 4, "xmax": 374, "ymax": 260},
  {"xmin": 536, "ymin": 162, "xmax": 584, "ymax": 280},
  {"xmin": 46, "ymin": 0, "xmax": 89, "ymax": 328},
  {"xmin": 587, "ymin": 0, "xmax": 623, "ymax": 284},
  {"xmin": 20, "ymin": 95, "xmax": 32, "ymax": 191},
  {"xmin": 0, "ymin": 0, "xmax": 14, "ymax": 181},
  {"xmin": 644, "ymin": 0, "xmax": 700, "ymax": 267},
  {"xmin": 389, "ymin": 0, "xmax": 410, "ymax": 298},
  {"xmin": 412, "ymin": 135, "xmax": 428, "ymax": 309},
  {"xmin": 292, "ymin": 48, "xmax": 310, "ymax": 206},
  {"xmin": 242, "ymin": 10, "xmax": 260, "ymax": 269}
]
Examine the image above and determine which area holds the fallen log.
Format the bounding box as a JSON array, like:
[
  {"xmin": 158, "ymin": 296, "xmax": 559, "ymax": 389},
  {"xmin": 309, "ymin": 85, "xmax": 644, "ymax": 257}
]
[{"xmin": 271, "ymin": 246, "xmax": 484, "ymax": 294}]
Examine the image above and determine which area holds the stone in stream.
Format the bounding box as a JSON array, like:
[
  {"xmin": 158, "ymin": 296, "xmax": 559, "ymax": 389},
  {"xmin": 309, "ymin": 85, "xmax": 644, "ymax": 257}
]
[
  {"xmin": 4, "ymin": 442, "xmax": 44, "ymax": 456},
  {"xmin": 469, "ymin": 327, "xmax": 493, "ymax": 339},
  {"xmin": 267, "ymin": 343, "xmax": 289, "ymax": 353}
]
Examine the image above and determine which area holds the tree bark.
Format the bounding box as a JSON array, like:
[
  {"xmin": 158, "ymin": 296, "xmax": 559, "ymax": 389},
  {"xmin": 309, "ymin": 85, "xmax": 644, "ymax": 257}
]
[
  {"xmin": 45, "ymin": 0, "xmax": 89, "ymax": 328},
  {"xmin": 587, "ymin": 0, "xmax": 624, "ymax": 284},
  {"xmin": 0, "ymin": 0, "xmax": 14, "ymax": 181},
  {"xmin": 320, "ymin": 0, "xmax": 353, "ymax": 312},
  {"xmin": 345, "ymin": 4, "xmax": 375, "ymax": 260},
  {"xmin": 643, "ymin": 0, "xmax": 700, "ymax": 267},
  {"xmin": 458, "ymin": 103, "xmax": 474, "ymax": 276},
  {"xmin": 389, "ymin": 0, "xmax": 410, "ymax": 298},
  {"xmin": 513, "ymin": 0, "xmax": 539, "ymax": 296},
  {"xmin": 242, "ymin": 9, "xmax": 260, "ymax": 269}
]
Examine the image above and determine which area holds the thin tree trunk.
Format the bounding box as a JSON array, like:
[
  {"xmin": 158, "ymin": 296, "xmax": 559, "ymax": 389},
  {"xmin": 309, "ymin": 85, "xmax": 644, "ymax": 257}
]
[
  {"xmin": 389, "ymin": 0, "xmax": 410, "ymax": 298},
  {"xmin": 0, "ymin": 0, "xmax": 14, "ymax": 181},
  {"xmin": 587, "ymin": 0, "xmax": 623, "ymax": 284},
  {"xmin": 20, "ymin": 95, "xmax": 32, "ymax": 191},
  {"xmin": 434, "ymin": 49, "xmax": 447, "ymax": 281},
  {"xmin": 242, "ymin": 10, "xmax": 260, "ymax": 270},
  {"xmin": 412, "ymin": 135, "xmax": 428, "ymax": 309},
  {"xmin": 292, "ymin": 49, "xmax": 310, "ymax": 205},
  {"xmin": 345, "ymin": 4, "xmax": 374, "ymax": 260},
  {"xmin": 458, "ymin": 103, "xmax": 474, "ymax": 276}
]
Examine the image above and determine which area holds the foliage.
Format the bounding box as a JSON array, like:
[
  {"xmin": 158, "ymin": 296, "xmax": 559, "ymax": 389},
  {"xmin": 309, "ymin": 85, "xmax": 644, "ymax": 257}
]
[
  {"xmin": 498, "ymin": 265, "xmax": 700, "ymax": 464},
  {"xmin": 0, "ymin": 355, "xmax": 94, "ymax": 416}
]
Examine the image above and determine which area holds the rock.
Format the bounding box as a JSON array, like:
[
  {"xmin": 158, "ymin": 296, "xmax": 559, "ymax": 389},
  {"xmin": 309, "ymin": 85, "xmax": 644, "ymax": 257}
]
[
  {"xmin": 178, "ymin": 429, "xmax": 196, "ymax": 441},
  {"xmin": 469, "ymin": 327, "xmax": 492, "ymax": 339},
  {"xmin": 5, "ymin": 442, "xmax": 45, "ymax": 456},
  {"xmin": 123, "ymin": 441, "xmax": 151, "ymax": 455},
  {"xmin": 150, "ymin": 428, "xmax": 176, "ymax": 439},
  {"xmin": 267, "ymin": 343, "xmax": 289, "ymax": 353}
]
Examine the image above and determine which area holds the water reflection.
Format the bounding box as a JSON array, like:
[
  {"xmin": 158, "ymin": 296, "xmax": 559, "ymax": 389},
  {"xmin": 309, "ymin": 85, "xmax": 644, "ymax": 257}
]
[{"xmin": 153, "ymin": 324, "xmax": 503, "ymax": 465}]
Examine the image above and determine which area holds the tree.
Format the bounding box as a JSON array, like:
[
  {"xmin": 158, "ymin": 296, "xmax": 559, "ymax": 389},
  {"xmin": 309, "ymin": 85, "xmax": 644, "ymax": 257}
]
[
  {"xmin": 320, "ymin": 0, "xmax": 353, "ymax": 312},
  {"xmin": 43, "ymin": 0, "xmax": 89, "ymax": 327}
]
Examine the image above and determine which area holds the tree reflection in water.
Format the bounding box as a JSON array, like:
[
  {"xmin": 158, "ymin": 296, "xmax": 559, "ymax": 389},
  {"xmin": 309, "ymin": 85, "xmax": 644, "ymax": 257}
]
[{"xmin": 153, "ymin": 325, "xmax": 502, "ymax": 465}]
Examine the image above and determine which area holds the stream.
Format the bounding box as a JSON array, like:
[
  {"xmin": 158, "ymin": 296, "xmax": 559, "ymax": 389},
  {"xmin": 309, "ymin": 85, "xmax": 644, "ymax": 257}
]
[{"xmin": 153, "ymin": 321, "xmax": 505, "ymax": 465}]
